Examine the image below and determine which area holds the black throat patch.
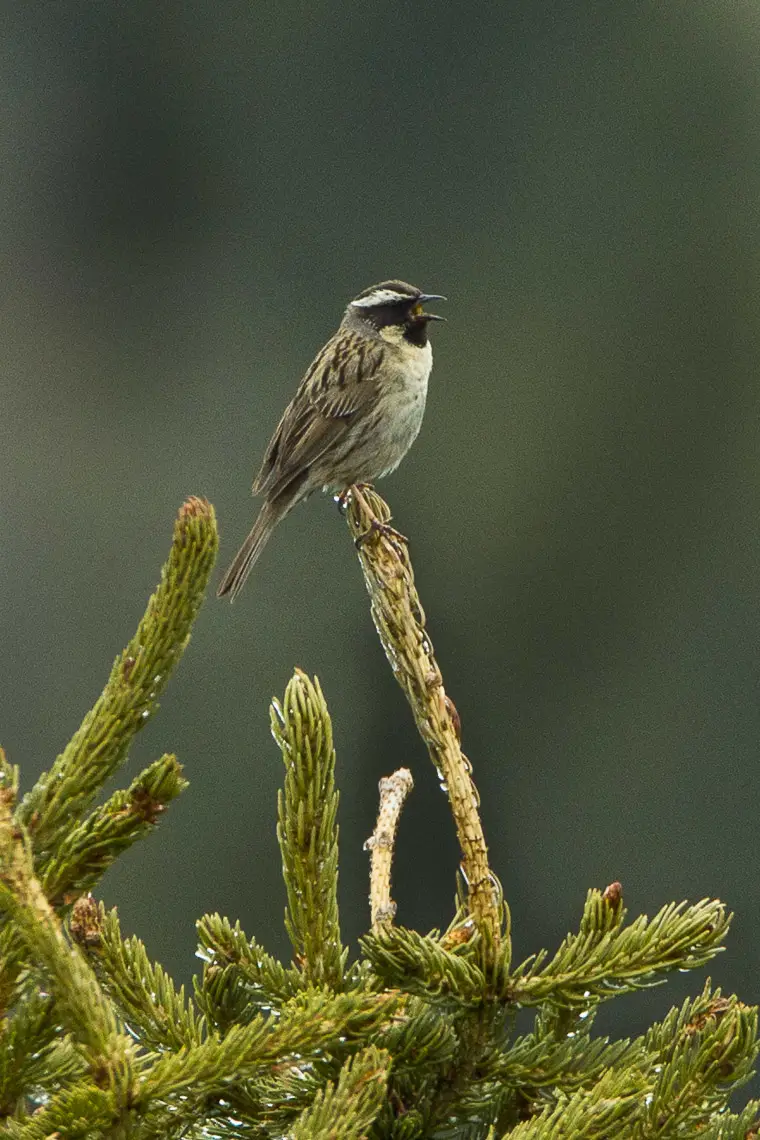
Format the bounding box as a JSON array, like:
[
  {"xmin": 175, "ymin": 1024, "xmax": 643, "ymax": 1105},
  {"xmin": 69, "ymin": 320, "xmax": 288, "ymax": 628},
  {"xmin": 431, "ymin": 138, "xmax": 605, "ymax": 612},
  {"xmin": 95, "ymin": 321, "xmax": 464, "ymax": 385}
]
[{"xmin": 403, "ymin": 317, "xmax": 430, "ymax": 347}]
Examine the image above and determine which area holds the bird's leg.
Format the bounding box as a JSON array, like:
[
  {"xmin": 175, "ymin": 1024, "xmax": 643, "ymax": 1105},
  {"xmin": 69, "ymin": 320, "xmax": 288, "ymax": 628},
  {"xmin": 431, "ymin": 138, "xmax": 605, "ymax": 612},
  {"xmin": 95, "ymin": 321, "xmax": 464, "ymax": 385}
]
[{"xmin": 350, "ymin": 484, "xmax": 409, "ymax": 550}]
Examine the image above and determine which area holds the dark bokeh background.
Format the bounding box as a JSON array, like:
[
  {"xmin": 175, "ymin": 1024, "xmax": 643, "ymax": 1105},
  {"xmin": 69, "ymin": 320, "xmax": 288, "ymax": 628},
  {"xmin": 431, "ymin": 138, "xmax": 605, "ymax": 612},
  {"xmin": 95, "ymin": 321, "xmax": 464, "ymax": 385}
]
[{"xmin": 2, "ymin": 0, "xmax": 759, "ymax": 1078}]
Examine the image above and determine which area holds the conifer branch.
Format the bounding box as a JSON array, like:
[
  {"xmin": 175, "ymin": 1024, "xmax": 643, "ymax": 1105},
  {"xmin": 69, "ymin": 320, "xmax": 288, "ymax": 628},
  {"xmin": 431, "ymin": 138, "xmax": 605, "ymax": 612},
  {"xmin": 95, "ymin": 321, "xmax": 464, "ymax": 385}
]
[
  {"xmin": 361, "ymin": 923, "xmax": 487, "ymax": 1004},
  {"xmin": 375, "ymin": 997, "xmax": 459, "ymax": 1076},
  {"xmin": 0, "ymin": 992, "xmax": 85, "ymax": 1118},
  {"xmin": 0, "ymin": 747, "xmax": 19, "ymax": 803},
  {"xmin": 136, "ymin": 990, "xmax": 397, "ymax": 1110},
  {"xmin": 365, "ymin": 767, "xmax": 413, "ymax": 930},
  {"xmin": 0, "ymin": 927, "xmax": 27, "ymax": 1033},
  {"xmin": 271, "ymin": 670, "xmax": 344, "ymax": 987},
  {"xmin": 290, "ymin": 1045, "xmax": 391, "ymax": 1140},
  {"xmin": 0, "ymin": 798, "xmax": 138, "ymax": 1103},
  {"xmin": 344, "ymin": 485, "xmax": 504, "ymax": 961},
  {"xmin": 41, "ymin": 754, "xmax": 187, "ymax": 907},
  {"xmin": 510, "ymin": 894, "xmax": 730, "ymax": 1006},
  {"xmin": 641, "ymin": 983, "xmax": 759, "ymax": 1132},
  {"xmin": 505, "ymin": 984, "xmax": 759, "ymax": 1139},
  {"xmin": 70, "ymin": 898, "xmax": 203, "ymax": 1051},
  {"xmin": 699, "ymin": 1101, "xmax": 760, "ymax": 1140},
  {"xmin": 506, "ymin": 1061, "xmax": 644, "ymax": 1138},
  {"xmin": 18, "ymin": 497, "xmax": 218, "ymax": 855},
  {"xmin": 195, "ymin": 913, "xmax": 304, "ymax": 1027},
  {"xmin": 0, "ymin": 773, "xmax": 26, "ymax": 1020},
  {"xmin": 3, "ymin": 1082, "xmax": 117, "ymax": 1140},
  {"xmin": 495, "ymin": 1032, "xmax": 641, "ymax": 1093}
]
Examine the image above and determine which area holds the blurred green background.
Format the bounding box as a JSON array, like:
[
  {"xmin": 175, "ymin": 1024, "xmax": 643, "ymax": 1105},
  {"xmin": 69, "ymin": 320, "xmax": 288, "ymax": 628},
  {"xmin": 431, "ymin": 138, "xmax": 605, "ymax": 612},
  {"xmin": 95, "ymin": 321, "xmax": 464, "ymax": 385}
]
[{"xmin": 2, "ymin": 0, "xmax": 759, "ymax": 1074}]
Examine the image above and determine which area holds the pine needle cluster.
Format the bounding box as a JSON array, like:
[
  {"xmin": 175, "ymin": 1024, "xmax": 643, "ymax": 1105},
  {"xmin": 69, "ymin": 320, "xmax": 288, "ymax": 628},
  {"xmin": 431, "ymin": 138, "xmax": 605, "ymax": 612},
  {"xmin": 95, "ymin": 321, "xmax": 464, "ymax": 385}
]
[{"xmin": 0, "ymin": 490, "xmax": 757, "ymax": 1138}]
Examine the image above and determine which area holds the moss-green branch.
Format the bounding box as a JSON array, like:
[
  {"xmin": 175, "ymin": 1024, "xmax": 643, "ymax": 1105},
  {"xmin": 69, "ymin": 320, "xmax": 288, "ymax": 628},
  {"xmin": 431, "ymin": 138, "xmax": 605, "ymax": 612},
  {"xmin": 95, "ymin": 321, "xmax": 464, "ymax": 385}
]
[
  {"xmin": 510, "ymin": 895, "xmax": 731, "ymax": 1007},
  {"xmin": 505, "ymin": 984, "xmax": 759, "ymax": 1139},
  {"xmin": 71, "ymin": 898, "xmax": 203, "ymax": 1052},
  {"xmin": 290, "ymin": 1045, "xmax": 391, "ymax": 1140},
  {"xmin": 136, "ymin": 989, "xmax": 397, "ymax": 1107},
  {"xmin": 195, "ymin": 912, "xmax": 304, "ymax": 1026},
  {"xmin": 362, "ymin": 924, "xmax": 487, "ymax": 1005},
  {"xmin": 41, "ymin": 754, "xmax": 187, "ymax": 907},
  {"xmin": 18, "ymin": 497, "xmax": 218, "ymax": 856},
  {"xmin": 0, "ymin": 798, "xmax": 138, "ymax": 1104},
  {"xmin": 271, "ymin": 670, "xmax": 344, "ymax": 987}
]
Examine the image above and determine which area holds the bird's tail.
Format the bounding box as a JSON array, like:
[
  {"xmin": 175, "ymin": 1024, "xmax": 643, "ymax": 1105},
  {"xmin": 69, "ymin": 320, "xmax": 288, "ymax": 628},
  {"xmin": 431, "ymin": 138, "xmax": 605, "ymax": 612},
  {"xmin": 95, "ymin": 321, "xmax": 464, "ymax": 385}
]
[{"xmin": 216, "ymin": 498, "xmax": 287, "ymax": 601}]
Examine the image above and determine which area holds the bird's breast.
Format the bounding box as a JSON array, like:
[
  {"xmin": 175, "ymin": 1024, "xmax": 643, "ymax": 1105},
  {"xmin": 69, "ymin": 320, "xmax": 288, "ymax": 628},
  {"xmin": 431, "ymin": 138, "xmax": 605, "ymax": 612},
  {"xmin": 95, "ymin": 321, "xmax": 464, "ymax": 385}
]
[
  {"xmin": 317, "ymin": 340, "xmax": 433, "ymax": 490},
  {"xmin": 370, "ymin": 342, "xmax": 432, "ymax": 476}
]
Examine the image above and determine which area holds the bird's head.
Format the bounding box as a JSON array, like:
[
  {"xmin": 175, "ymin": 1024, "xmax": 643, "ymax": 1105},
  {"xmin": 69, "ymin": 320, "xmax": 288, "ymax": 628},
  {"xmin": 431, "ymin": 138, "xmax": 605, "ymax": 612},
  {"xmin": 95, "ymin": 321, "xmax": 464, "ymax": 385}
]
[{"xmin": 346, "ymin": 280, "xmax": 446, "ymax": 347}]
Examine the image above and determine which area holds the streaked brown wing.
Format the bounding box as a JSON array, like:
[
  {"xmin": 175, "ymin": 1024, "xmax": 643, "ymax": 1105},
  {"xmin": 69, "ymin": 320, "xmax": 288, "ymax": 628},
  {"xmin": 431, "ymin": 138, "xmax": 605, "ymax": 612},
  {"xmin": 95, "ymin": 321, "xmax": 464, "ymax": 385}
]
[{"xmin": 252, "ymin": 330, "xmax": 384, "ymax": 498}]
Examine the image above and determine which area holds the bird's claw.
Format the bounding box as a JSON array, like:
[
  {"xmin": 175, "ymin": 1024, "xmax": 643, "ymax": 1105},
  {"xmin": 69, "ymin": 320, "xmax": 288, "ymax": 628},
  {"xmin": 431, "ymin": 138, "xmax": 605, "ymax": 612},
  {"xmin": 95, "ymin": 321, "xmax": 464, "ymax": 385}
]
[{"xmin": 354, "ymin": 518, "xmax": 408, "ymax": 550}]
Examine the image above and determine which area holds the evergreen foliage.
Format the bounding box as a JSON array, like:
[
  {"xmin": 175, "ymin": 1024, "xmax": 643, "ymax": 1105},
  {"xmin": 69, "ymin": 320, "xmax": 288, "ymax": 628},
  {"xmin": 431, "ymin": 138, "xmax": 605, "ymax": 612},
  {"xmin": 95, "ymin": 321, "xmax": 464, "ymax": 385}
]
[
  {"xmin": 0, "ymin": 490, "xmax": 757, "ymax": 1138},
  {"xmin": 272, "ymin": 671, "xmax": 345, "ymax": 988}
]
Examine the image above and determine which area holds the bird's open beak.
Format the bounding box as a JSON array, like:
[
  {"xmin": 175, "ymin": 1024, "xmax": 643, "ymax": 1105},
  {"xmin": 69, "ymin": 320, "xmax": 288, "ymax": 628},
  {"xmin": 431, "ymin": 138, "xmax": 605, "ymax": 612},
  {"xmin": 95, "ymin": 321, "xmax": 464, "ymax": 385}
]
[{"xmin": 418, "ymin": 293, "xmax": 447, "ymax": 321}]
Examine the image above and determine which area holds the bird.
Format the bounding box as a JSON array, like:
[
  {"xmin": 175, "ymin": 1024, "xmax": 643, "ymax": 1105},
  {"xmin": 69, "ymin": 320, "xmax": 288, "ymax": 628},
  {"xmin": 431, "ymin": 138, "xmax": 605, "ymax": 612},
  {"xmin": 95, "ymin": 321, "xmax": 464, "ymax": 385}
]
[{"xmin": 217, "ymin": 279, "xmax": 446, "ymax": 601}]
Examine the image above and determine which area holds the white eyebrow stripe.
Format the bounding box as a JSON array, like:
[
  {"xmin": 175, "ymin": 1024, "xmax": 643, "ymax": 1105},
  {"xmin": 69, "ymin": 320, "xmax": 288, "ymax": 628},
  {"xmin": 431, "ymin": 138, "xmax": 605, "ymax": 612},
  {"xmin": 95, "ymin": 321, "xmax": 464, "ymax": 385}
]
[{"xmin": 351, "ymin": 289, "xmax": 416, "ymax": 308}]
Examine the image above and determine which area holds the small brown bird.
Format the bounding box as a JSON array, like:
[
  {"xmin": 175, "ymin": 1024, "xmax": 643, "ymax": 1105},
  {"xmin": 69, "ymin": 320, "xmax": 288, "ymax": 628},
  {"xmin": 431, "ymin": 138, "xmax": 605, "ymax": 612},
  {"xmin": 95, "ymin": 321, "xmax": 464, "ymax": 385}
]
[{"xmin": 217, "ymin": 279, "xmax": 445, "ymax": 600}]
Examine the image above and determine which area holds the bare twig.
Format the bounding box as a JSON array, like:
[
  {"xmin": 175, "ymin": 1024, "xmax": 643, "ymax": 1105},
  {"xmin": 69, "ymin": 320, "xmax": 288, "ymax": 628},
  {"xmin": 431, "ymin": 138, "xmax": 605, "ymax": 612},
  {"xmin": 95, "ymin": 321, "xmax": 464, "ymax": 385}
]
[
  {"xmin": 344, "ymin": 486, "xmax": 504, "ymax": 960},
  {"xmin": 365, "ymin": 768, "xmax": 414, "ymax": 930}
]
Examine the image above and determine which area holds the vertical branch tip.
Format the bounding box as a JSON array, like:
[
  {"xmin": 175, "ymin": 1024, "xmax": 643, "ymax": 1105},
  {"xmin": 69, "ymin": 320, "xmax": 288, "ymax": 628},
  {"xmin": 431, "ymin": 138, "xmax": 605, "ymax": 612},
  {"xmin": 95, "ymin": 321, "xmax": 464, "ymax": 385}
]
[
  {"xmin": 344, "ymin": 485, "xmax": 505, "ymax": 961},
  {"xmin": 365, "ymin": 768, "xmax": 414, "ymax": 930}
]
